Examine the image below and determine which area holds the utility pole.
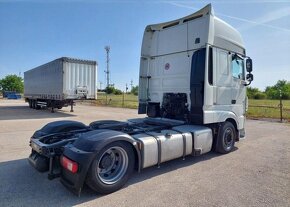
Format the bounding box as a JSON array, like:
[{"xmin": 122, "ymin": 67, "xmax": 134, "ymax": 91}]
[
  {"xmin": 104, "ymin": 46, "xmax": 110, "ymax": 89},
  {"xmin": 279, "ymin": 89, "xmax": 283, "ymax": 123},
  {"xmin": 99, "ymin": 81, "xmax": 102, "ymax": 90},
  {"xmin": 130, "ymin": 79, "xmax": 133, "ymax": 91},
  {"xmin": 125, "ymin": 83, "xmax": 128, "ymax": 93}
]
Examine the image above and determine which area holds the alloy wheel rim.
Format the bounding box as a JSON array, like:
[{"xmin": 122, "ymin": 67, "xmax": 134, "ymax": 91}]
[{"xmin": 96, "ymin": 146, "xmax": 128, "ymax": 185}]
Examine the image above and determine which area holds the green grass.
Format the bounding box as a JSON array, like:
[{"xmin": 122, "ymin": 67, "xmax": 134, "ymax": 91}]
[
  {"xmin": 248, "ymin": 99, "xmax": 290, "ymax": 108},
  {"xmin": 95, "ymin": 92, "xmax": 138, "ymax": 109},
  {"xmin": 92, "ymin": 93, "xmax": 290, "ymax": 121},
  {"xmin": 247, "ymin": 99, "xmax": 290, "ymax": 121}
]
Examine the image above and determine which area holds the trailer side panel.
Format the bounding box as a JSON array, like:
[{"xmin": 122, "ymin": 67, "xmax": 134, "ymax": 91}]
[
  {"xmin": 24, "ymin": 59, "xmax": 63, "ymax": 100},
  {"xmin": 24, "ymin": 57, "xmax": 97, "ymax": 100}
]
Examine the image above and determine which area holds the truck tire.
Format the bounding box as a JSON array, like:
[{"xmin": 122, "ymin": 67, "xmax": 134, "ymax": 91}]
[
  {"xmin": 216, "ymin": 121, "xmax": 236, "ymax": 154},
  {"xmin": 86, "ymin": 141, "xmax": 135, "ymax": 194}
]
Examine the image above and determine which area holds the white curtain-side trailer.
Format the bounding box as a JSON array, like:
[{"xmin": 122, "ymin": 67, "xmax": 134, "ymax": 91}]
[{"xmin": 24, "ymin": 57, "xmax": 97, "ymax": 112}]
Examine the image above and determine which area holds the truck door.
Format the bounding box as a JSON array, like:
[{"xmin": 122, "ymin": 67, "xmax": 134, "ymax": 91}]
[
  {"xmin": 214, "ymin": 48, "xmax": 232, "ymax": 105},
  {"xmin": 231, "ymin": 54, "xmax": 246, "ymax": 114}
]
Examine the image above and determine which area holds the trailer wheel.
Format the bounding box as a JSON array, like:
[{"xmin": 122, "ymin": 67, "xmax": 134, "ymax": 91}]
[
  {"xmin": 32, "ymin": 100, "xmax": 36, "ymax": 109},
  {"xmin": 86, "ymin": 141, "xmax": 135, "ymax": 194},
  {"xmin": 28, "ymin": 100, "xmax": 32, "ymax": 108},
  {"xmin": 216, "ymin": 121, "xmax": 236, "ymax": 154},
  {"xmin": 35, "ymin": 103, "xmax": 41, "ymax": 110}
]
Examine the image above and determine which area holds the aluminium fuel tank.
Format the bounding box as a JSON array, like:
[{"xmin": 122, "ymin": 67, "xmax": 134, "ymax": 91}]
[
  {"xmin": 132, "ymin": 130, "xmax": 192, "ymax": 168},
  {"xmin": 132, "ymin": 125, "xmax": 213, "ymax": 169}
]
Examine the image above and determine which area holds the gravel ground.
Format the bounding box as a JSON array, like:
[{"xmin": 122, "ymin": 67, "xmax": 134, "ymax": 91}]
[{"xmin": 0, "ymin": 99, "xmax": 289, "ymax": 207}]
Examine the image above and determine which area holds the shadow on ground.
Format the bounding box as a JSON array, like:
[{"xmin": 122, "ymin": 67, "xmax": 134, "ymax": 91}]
[
  {"xmin": 0, "ymin": 149, "xmax": 235, "ymax": 207},
  {"xmin": 0, "ymin": 105, "xmax": 75, "ymax": 120}
]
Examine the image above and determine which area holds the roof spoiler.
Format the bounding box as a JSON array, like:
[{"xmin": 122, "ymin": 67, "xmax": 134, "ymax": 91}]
[{"xmin": 147, "ymin": 4, "xmax": 213, "ymax": 31}]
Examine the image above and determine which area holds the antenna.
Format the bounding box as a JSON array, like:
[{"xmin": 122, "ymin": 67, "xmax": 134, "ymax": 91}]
[{"xmin": 104, "ymin": 46, "xmax": 110, "ymax": 89}]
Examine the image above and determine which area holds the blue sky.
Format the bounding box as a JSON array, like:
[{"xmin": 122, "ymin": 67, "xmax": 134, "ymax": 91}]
[{"xmin": 0, "ymin": 0, "xmax": 289, "ymax": 91}]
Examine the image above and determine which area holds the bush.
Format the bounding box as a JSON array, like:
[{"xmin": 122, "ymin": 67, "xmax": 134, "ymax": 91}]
[
  {"xmin": 105, "ymin": 86, "xmax": 115, "ymax": 94},
  {"xmin": 105, "ymin": 86, "xmax": 123, "ymax": 95},
  {"xmin": 114, "ymin": 89, "xmax": 123, "ymax": 95},
  {"xmin": 254, "ymin": 92, "xmax": 266, "ymax": 99},
  {"xmin": 247, "ymin": 87, "xmax": 266, "ymax": 99},
  {"xmin": 131, "ymin": 86, "xmax": 138, "ymax": 96}
]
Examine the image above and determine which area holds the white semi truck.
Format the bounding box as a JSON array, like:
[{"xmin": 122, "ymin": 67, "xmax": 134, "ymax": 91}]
[{"xmin": 28, "ymin": 4, "xmax": 253, "ymax": 195}]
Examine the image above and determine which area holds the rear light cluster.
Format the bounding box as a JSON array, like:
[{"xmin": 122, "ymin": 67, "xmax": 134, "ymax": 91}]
[{"xmin": 60, "ymin": 156, "xmax": 78, "ymax": 173}]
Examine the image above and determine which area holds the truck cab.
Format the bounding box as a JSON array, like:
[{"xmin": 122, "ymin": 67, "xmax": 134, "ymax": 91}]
[{"xmin": 138, "ymin": 4, "xmax": 253, "ymax": 138}]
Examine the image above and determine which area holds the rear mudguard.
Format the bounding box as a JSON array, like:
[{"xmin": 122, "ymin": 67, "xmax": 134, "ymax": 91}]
[
  {"xmin": 60, "ymin": 129, "xmax": 141, "ymax": 196},
  {"xmin": 32, "ymin": 120, "xmax": 88, "ymax": 139}
]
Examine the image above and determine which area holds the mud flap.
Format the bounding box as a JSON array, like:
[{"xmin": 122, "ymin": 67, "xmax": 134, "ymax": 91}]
[{"xmin": 28, "ymin": 151, "xmax": 49, "ymax": 172}]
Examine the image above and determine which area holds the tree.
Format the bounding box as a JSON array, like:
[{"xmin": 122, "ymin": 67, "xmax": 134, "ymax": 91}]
[
  {"xmin": 114, "ymin": 88, "xmax": 123, "ymax": 95},
  {"xmin": 0, "ymin": 75, "xmax": 24, "ymax": 93},
  {"xmin": 105, "ymin": 86, "xmax": 123, "ymax": 95},
  {"xmin": 247, "ymin": 87, "xmax": 259, "ymax": 99},
  {"xmin": 105, "ymin": 86, "xmax": 115, "ymax": 94},
  {"xmin": 247, "ymin": 87, "xmax": 266, "ymax": 99},
  {"xmin": 265, "ymin": 80, "xmax": 290, "ymax": 99},
  {"xmin": 131, "ymin": 85, "xmax": 138, "ymax": 96}
]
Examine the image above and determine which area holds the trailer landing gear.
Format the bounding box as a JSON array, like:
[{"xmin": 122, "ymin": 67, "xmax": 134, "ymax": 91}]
[{"xmin": 70, "ymin": 101, "xmax": 74, "ymax": 112}]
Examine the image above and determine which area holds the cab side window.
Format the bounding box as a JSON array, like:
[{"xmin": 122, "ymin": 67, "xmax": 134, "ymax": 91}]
[{"xmin": 232, "ymin": 55, "xmax": 244, "ymax": 80}]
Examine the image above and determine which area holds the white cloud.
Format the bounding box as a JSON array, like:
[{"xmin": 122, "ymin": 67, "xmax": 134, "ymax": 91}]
[
  {"xmin": 166, "ymin": 1, "xmax": 199, "ymax": 10},
  {"xmin": 238, "ymin": 7, "xmax": 290, "ymax": 32},
  {"xmin": 163, "ymin": 0, "xmax": 290, "ymax": 3},
  {"xmin": 166, "ymin": 1, "xmax": 290, "ymax": 33}
]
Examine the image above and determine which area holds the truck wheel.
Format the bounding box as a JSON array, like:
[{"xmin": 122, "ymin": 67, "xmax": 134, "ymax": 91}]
[
  {"xmin": 216, "ymin": 122, "xmax": 236, "ymax": 154},
  {"xmin": 86, "ymin": 141, "xmax": 135, "ymax": 194}
]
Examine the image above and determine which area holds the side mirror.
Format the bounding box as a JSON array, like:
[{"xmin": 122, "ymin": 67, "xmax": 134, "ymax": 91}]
[
  {"xmin": 246, "ymin": 73, "xmax": 253, "ymax": 82},
  {"xmin": 246, "ymin": 58, "xmax": 252, "ymax": 73}
]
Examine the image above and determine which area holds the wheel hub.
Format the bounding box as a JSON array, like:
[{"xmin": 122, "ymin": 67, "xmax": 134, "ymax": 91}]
[{"xmin": 100, "ymin": 154, "xmax": 113, "ymax": 169}]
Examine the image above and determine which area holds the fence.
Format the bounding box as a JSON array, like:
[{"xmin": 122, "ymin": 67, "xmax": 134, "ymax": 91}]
[
  {"xmin": 247, "ymin": 99, "xmax": 290, "ymax": 122},
  {"xmin": 80, "ymin": 95, "xmax": 290, "ymax": 122},
  {"xmin": 95, "ymin": 93, "xmax": 138, "ymax": 109}
]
